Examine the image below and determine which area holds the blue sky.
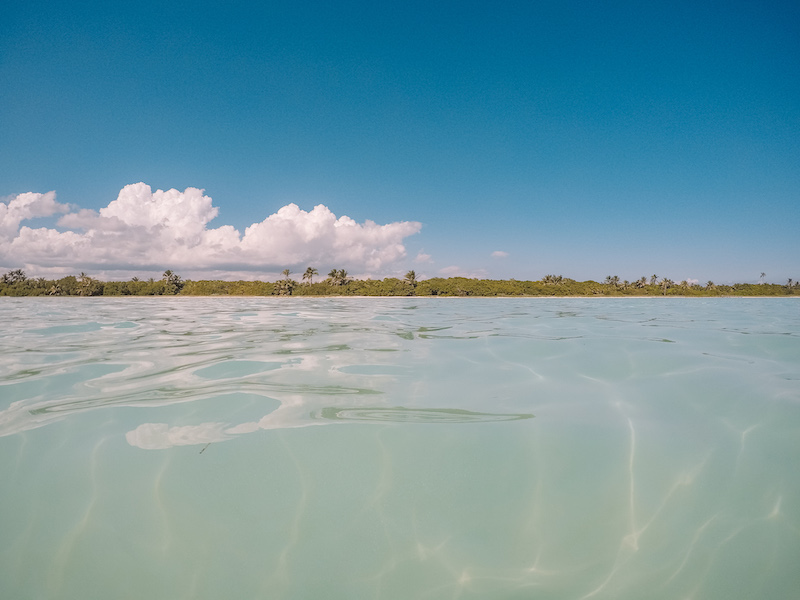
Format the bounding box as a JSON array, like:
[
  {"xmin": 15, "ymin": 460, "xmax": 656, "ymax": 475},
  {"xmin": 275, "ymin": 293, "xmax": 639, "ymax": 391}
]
[{"xmin": 1, "ymin": 0, "xmax": 798, "ymax": 283}]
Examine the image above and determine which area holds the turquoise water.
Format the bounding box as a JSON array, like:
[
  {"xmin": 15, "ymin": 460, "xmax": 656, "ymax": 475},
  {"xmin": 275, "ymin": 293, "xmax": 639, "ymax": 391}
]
[{"xmin": 1, "ymin": 297, "xmax": 799, "ymax": 599}]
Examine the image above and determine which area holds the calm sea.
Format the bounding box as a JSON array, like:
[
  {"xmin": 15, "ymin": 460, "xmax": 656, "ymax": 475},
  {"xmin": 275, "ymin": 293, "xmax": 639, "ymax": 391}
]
[{"xmin": 1, "ymin": 297, "xmax": 798, "ymax": 599}]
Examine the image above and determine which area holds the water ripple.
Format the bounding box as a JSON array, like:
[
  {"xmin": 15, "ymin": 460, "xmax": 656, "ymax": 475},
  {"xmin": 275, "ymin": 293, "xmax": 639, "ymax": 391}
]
[
  {"xmin": 1, "ymin": 297, "xmax": 799, "ymax": 600},
  {"xmin": 311, "ymin": 406, "xmax": 535, "ymax": 423}
]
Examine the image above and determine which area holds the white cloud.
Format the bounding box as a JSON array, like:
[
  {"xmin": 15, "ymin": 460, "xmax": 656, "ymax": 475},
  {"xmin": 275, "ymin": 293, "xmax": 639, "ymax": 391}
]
[
  {"xmin": 491, "ymin": 250, "xmax": 509, "ymax": 259},
  {"xmin": 414, "ymin": 251, "xmax": 432, "ymax": 263},
  {"xmin": 0, "ymin": 183, "xmax": 422, "ymax": 278},
  {"xmin": 0, "ymin": 191, "xmax": 69, "ymax": 238},
  {"xmin": 438, "ymin": 265, "xmax": 488, "ymax": 279}
]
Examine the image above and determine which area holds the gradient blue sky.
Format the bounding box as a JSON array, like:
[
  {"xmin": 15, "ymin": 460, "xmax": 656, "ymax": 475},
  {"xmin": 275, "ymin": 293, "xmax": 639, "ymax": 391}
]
[{"xmin": 2, "ymin": 0, "xmax": 798, "ymax": 283}]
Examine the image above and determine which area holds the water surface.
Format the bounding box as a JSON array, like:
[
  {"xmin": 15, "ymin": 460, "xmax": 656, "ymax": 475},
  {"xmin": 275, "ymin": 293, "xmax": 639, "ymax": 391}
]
[{"xmin": 1, "ymin": 297, "xmax": 798, "ymax": 599}]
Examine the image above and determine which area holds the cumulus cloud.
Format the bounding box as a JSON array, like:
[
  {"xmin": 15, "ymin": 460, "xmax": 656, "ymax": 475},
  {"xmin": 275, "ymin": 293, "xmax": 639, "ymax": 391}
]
[
  {"xmin": 0, "ymin": 191, "xmax": 69, "ymax": 238},
  {"xmin": 491, "ymin": 250, "xmax": 509, "ymax": 258},
  {"xmin": 414, "ymin": 251, "xmax": 432, "ymax": 263},
  {"xmin": 0, "ymin": 183, "xmax": 422, "ymax": 277}
]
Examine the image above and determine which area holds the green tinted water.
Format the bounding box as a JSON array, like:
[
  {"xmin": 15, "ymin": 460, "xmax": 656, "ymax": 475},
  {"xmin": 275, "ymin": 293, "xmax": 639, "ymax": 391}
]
[{"xmin": 1, "ymin": 298, "xmax": 798, "ymax": 599}]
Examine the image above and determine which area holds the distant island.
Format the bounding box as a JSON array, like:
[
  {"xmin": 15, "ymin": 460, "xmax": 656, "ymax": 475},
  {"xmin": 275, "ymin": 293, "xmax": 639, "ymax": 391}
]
[{"xmin": 1, "ymin": 268, "xmax": 798, "ymax": 297}]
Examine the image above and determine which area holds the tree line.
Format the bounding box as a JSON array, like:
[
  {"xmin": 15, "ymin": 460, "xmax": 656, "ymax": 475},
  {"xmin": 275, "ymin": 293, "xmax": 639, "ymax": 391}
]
[
  {"xmin": 0, "ymin": 269, "xmax": 185, "ymax": 297},
  {"xmin": 1, "ymin": 268, "xmax": 798, "ymax": 297}
]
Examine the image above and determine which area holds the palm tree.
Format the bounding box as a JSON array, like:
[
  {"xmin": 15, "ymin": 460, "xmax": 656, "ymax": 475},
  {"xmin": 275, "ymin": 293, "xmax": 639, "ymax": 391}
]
[
  {"xmin": 404, "ymin": 270, "xmax": 417, "ymax": 286},
  {"xmin": 760, "ymin": 272, "xmax": 766, "ymax": 284},
  {"xmin": 303, "ymin": 267, "xmax": 318, "ymax": 285},
  {"xmin": 707, "ymin": 281, "xmax": 715, "ymax": 289},
  {"xmin": 542, "ymin": 274, "xmax": 563, "ymax": 285},
  {"xmin": 78, "ymin": 272, "xmax": 96, "ymax": 296},
  {"xmin": 1, "ymin": 269, "xmax": 27, "ymax": 284},
  {"xmin": 328, "ymin": 269, "xmax": 349, "ymax": 286},
  {"xmin": 660, "ymin": 278, "xmax": 672, "ymax": 295},
  {"xmin": 650, "ymin": 274, "xmax": 658, "ymax": 286},
  {"xmin": 162, "ymin": 270, "xmax": 183, "ymax": 294},
  {"xmin": 276, "ymin": 269, "xmax": 295, "ymax": 295}
]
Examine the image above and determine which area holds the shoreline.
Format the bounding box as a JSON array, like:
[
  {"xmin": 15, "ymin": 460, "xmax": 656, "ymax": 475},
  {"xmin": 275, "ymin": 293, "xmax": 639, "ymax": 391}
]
[{"xmin": 5, "ymin": 294, "xmax": 797, "ymax": 300}]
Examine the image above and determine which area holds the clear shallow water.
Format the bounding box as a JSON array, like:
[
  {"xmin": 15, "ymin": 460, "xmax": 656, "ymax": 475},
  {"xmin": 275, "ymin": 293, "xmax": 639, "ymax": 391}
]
[{"xmin": 1, "ymin": 297, "xmax": 799, "ymax": 599}]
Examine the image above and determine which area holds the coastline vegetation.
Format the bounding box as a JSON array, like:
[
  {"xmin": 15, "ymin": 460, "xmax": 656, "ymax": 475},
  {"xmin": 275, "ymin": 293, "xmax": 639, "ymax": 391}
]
[{"xmin": 1, "ymin": 268, "xmax": 798, "ymax": 297}]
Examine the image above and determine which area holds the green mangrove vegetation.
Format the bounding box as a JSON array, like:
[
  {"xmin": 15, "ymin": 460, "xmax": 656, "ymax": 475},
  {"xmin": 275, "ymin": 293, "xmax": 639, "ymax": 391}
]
[{"xmin": 2, "ymin": 268, "xmax": 799, "ymax": 297}]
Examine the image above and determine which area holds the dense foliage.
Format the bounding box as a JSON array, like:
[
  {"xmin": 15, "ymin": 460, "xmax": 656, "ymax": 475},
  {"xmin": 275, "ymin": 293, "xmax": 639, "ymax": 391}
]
[{"xmin": 2, "ymin": 269, "xmax": 798, "ymax": 297}]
